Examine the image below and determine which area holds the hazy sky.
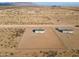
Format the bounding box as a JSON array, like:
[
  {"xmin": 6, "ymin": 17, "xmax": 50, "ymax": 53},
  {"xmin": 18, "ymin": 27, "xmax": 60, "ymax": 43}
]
[{"xmin": 34, "ymin": 2, "xmax": 79, "ymax": 6}]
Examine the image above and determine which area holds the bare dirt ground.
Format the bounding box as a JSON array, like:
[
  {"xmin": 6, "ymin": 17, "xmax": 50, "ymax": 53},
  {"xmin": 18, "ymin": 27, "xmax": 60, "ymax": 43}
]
[
  {"xmin": 18, "ymin": 25, "xmax": 65, "ymax": 49},
  {"xmin": 54, "ymin": 26, "xmax": 79, "ymax": 49}
]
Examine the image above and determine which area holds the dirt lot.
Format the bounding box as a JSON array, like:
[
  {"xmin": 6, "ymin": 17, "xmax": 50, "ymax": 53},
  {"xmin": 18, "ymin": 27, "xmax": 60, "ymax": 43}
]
[
  {"xmin": 18, "ymin": 25, "xmax": 65, "ymax": 49},
  {"xmin": 54, "ymin": 26, "xmax": 79, "ymax": 49}
]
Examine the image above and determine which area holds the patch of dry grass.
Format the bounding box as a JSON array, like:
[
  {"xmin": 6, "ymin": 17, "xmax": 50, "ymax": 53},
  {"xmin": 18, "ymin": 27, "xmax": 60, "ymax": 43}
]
[{"xmin": 0, "ymin": 27, "xmax": 25, "ymax": 49}]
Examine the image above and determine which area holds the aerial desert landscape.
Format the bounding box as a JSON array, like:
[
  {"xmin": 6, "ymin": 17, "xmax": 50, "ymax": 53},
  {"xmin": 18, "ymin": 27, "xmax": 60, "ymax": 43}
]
[{"xmin": 0, "ymin": 4, "xmax": 79, "ymax": 56}]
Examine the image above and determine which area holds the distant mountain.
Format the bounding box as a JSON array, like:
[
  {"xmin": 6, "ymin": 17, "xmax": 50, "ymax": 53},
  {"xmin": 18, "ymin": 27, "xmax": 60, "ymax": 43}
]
[
  {"xmin": 0, "ymin": 2, "xmax": 14, "ymax": 6},
  {"xmin": 14, "ymin": 2, "xmax": 37, "ymax": 6},
  {"xmin": 0, "ymin": 2, "xmax": 37, "ymax": 6}
]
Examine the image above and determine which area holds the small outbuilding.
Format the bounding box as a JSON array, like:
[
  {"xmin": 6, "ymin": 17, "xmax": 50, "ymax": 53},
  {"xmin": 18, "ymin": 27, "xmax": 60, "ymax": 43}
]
[
  {"xmin": 32, "ymin": 28, "xmax": 45, "ymax": 33},
  {"xmin": 56, "ymin": 27, "xmax": 74, "ymax": 34}
]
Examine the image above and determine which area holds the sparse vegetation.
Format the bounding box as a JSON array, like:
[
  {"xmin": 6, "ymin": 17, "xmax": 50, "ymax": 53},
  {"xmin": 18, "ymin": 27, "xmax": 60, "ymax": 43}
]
[
  {"xmin": 0, "ymin": 27, "xmax": 25, "ymax": 49},
  {"xmin": 0, "ymin": 6, "xmax": 79, "ymax": 56},
  {"xmin": 0, "ymin": 7, "xmax": 79, "ymax": 25}
]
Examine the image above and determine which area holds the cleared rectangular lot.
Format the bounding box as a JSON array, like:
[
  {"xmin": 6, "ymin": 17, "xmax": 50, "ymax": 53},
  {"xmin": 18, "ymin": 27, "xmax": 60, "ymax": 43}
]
[
  {"xmin": 54, "ymin": 27, "xmax": 79, "ymax": 49},
  {"xmin": 18, "ymin": 25, "xmax": 65, "ymax": 49}
]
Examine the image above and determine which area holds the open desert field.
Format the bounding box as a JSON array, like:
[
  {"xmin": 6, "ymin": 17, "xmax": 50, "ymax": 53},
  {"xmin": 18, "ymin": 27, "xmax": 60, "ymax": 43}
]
[
  {"xmin": 0, "ymin": 6, "xmax": 79, "ymax": 57},
  {"xmin": 0, "ymin": 6, "xmax": 79, "ymax": 25}
]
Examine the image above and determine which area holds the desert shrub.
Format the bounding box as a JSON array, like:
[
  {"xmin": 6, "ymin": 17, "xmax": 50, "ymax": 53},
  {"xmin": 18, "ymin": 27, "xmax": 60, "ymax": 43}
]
[
  {"xmin": 72, "ymin": 54, "xmax": 79, "ymax": 57},
  {"xmin": 10, "ymin": 28, "xmax": 25, "ymax": 38},
  {"xmin": 0, "ymin": 44, "xmax": 3, "ymax": 46},
  {"xmin": 40, "ymin": 51, "xmax": 43, "ymax": 53},
  {"xmin": 75, "ymin": 25, "xmax": 79, "ymax": 27},
  {"xmin": 76, "ymin": 50, "xmax": 79, "ymax": 54},
  {"xmin": 47, "ymin": 51, "xmax": 57, "ymax": 57},
  {"xmin": 10, "ymin": 52, "xmax": 14, "ymax": 55}
]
